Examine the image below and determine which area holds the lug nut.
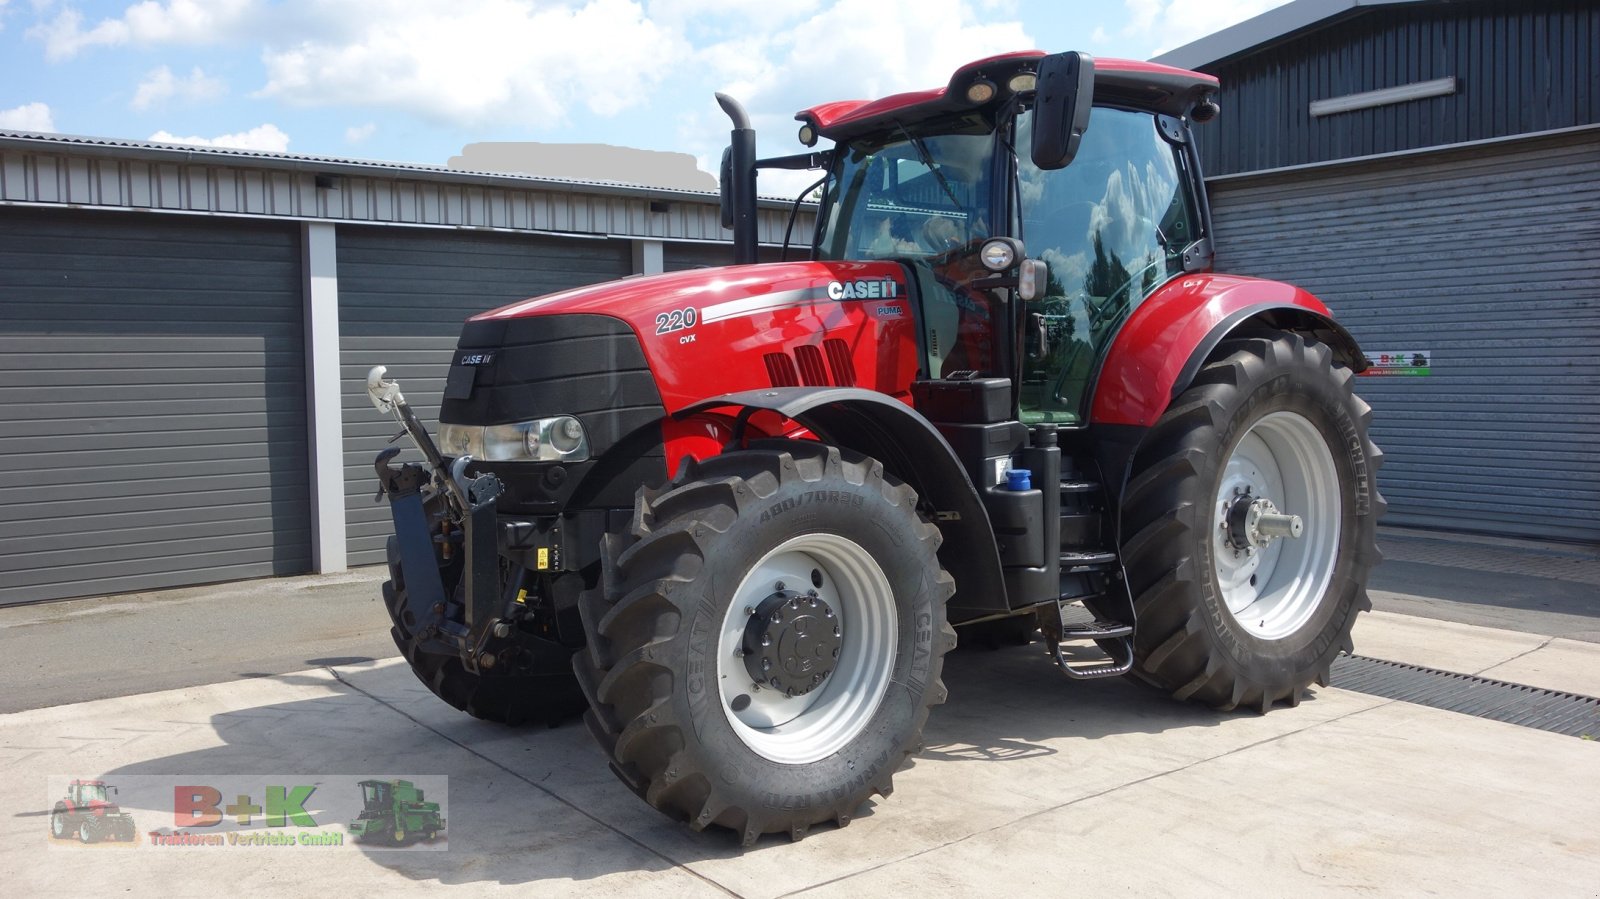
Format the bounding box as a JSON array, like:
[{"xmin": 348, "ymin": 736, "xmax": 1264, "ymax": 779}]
[{"xmin": 775, "ymin": 581, "xmax": 785, "ymax": 591}]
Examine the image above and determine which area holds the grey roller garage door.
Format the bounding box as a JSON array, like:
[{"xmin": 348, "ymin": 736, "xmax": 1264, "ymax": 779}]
[
  {"xmin": 664, "ymin": 241, "xmax": 785, "ymax": 271},
  {"xmin": 1210, "ymin": 129, "xmax": 1600, "ymax": 542},
  {"xmin": 339, "ymin": 228, "xmax": 633, "ymax": 566},
  {"xmin": 0, "ymin": 208, "xmax": 309, "ymax": 604}
]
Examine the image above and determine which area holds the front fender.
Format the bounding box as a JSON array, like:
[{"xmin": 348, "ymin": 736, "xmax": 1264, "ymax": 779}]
[
  {"xmin": 1090, "ymin": 274, "xmax": 1365, "ymax": 428},
  {"xmin": 677, "ymin": 387, "xmax": 1009, "ymax": 614}
]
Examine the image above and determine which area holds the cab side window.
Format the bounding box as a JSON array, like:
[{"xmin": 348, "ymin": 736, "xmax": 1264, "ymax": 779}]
[{"xmin": 1016, "ymin": 106, "xmax": 1198, "ymax": 423}]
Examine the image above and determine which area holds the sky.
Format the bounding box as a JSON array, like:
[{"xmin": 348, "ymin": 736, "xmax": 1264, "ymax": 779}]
[{"xmin": 0, "ymin": 0, "xmax": 1292, "ymax": 198}]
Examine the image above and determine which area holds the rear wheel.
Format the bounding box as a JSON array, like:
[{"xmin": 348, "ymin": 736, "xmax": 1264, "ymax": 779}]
[
  {"xmin": 384, "ymin": 537, "xmax": 587, "ymax": 726},
  {"xmin": 575, "ymin": 441, "xmax": 955, "ymax": 845},
  {"xmin": 1120, "ymin": 331, "xmax": 1383, "ymax": 711}
]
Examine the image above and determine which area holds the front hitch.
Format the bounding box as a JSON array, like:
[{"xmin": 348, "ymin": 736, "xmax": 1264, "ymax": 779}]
[{"xmin": 368, "ymin": 366, "xmax": 509, "ymax": 674}]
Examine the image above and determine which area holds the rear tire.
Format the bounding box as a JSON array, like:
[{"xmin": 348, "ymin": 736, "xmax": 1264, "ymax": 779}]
[
  {"xmin": 1120, "ymin": 331, "xmax": 1383, "ymax": 711},
  {"xmin": 575, "ymin": 441, "xmax": 956, "ymax": 845},
  {"xmin": 384, "ymin": 537, "xmax": 588, "ymax": 726}
]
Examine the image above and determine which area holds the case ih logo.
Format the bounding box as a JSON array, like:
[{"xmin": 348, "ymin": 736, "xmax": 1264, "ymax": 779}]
[{"xmin": 826, "ymin": 279, "xmax": 899, "ymax": 301}]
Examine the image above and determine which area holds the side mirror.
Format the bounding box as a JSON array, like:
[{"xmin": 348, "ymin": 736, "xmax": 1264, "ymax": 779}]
[{"xmin": 1030, "ymin": 51, "xmax": 1095, "ymax": 170}]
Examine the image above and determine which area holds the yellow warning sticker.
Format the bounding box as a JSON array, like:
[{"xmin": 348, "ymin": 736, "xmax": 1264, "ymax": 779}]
[{"xmin": 536, "ymin": 547, "xmax": 550, "ymax": 570}]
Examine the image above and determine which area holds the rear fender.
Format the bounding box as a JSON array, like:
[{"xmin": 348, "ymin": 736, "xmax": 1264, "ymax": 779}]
[
  {"xmin": 676, "ymin": 387, "xmax": 1009, "ymax": 614},
  {"xmin": 1090, "ymin": 274, "xmax": 1365, "ymax": 429}
]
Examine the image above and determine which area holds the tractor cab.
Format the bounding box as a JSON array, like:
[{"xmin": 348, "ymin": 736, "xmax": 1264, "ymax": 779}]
[
  {"xmin": 70, "ymin": 781, "xmax": 111, "ymax": 805},
  {"xmin": 796, "ymin": 52, "xmax": 1217, "ymax": 425},
  {"xmin": 357, "ymin": 780, "xmax": 391, "ymax": 815}
]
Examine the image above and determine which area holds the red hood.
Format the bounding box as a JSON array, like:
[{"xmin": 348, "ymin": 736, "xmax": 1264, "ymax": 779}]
[
  {"xmin": 473, "ymin": 261, "xmax": 899, "ymax": 325},
  {"xmin": 472, "ymin": 259, "xmax": 919, "ymax": 414}
]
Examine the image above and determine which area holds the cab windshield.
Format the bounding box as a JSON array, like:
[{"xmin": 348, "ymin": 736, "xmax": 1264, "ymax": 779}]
[{"xmin": 816, "ymin": 116, "xmax": 1000, "ymax": 378}]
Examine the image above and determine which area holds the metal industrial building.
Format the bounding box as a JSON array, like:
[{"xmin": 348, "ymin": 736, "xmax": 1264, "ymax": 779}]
[
  {"xmin": 1157, "ymin": 0, "xmax": 1599, "ymax": 543},
  {"xmin": 0, "ymin": 135, "xmax": 803, "ymax": 604}
]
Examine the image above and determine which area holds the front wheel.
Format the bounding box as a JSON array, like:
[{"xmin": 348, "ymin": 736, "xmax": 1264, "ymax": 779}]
[
  {"xmin": 575, "ymin": 441, "xmax": 956, "ymax": 845},
  {"xmin": 1120, "ymin": 331, "xmax": 1383, "ymax": 711}
]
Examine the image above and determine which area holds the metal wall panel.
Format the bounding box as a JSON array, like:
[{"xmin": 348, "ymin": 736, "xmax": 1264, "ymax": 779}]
[
  {"xmin": 0, "ymin": 142, "xmax": 805, "ymax": 245},
  {"xmin": 338, "ymin": 227, "xmax": 632, "ymax": 566},
  {"xmin": 1194, "ymin": 0, "xmax": 1599, "ymax": 176},
  {"xmin": 1209, "ymin": 130, "xmax": 1600, "ymax": 541},
  {"xmin": 0, "ymin": 208, "xmax": 309, "ymax": 604}
]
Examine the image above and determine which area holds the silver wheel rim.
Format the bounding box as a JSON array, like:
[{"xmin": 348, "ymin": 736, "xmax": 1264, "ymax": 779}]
[
  {"xmin": 52, "ymin": 814, "xmax": 63, "ymax": 837},
  {"xmin": 1212, "ymin": 410, "xmax": 1342, "ymax": 641},
  {"xmin": 717, "ymin": 533, "xmax": 897, "ymax": 765}
]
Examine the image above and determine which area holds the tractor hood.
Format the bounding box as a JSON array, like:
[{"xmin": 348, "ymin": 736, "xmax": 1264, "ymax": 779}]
[
  {"xmin": 473, "ymin": 261, "xmax": 907, "ymax": 332},
  {"xmin": 470, "ymin": 260, "xmax": 919, "ymax": 411}
]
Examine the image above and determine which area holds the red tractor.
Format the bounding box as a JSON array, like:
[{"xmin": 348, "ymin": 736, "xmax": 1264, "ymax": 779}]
[
  {"xmin": 366, "ymin": 51, "xmax": 1382, "ymax": 845},
  {"xmin": 51, "ymin": 780, "xmax": 137, "ymax": 843}
]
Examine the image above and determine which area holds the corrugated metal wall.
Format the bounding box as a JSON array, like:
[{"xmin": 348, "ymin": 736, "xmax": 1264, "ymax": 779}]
[
  {"xmin": 1195, "ymin": 0, "xmax": 1599, "ymax": 176},
  {"xmin": 338, "ymin": 227, "xmax": 633, "ymax": 566},
  {"xmin": 1210, "ymin": 130, "xmax": 1600, "ymax": 541},
  {"xmin": 0, "ymin": 208, "xmax": 309, "ymax": 604},
  {"xmin": 0, "ymin": 143, "xmax": 804, "ymax": 245}
]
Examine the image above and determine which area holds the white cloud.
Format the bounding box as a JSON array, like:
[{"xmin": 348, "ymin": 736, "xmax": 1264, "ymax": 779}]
[
  {"xmin": 344, "ymin": 122, "xmax": 376, "ymax": 144},
  {"xmin": 130, "ymin": 65, "xmax": 224, "ymax": 110},
  {"xmin": 1089, "ymin": 25, "xmax": 1110, "ymax": 45},
  {"xmin": 30, "ymin": 0, "xmax": 257, "ymax": 61},
  {"xmin": 149, "ymin": 122, "xmax": 290, "ymax": 152},
  {"xmin": 0, "ymin": 101, "xmax": 56, "ymax": 131},
  {"xmin": 258, "ymin": 0, "xmax": 689, "ymax": 128},
  {"xmin": 1122, "ymin": 0, "xmax": 1293, "ymax": 57},
  {"xmin": 684, "ymin": 0, "xmax": 1031, "ymax": 199}
]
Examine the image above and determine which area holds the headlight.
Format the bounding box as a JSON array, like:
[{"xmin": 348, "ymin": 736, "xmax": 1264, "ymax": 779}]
[{"xmin": 437, "ymin": 416, "xmax": 590, "ymax": 462}]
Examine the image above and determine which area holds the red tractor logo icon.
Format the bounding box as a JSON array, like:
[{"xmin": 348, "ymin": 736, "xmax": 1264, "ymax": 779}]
[{"xmin": 51, "ymin": 780, "xmax": 137, "ymax": 844}]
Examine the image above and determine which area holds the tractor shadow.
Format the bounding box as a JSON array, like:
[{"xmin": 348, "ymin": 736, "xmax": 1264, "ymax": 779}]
[{"xmin": 96, "ymin": 644, "xmax": 1284, "ymax": 890}]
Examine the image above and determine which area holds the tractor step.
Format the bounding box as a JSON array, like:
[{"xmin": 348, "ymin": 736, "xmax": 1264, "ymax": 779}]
[
  {"xmin": 1039, "ymin": 601, "xmax": 1135, "ymax": 680},
  {"xmin": 1060, "ymin": 550, "xmax": 1119, "ymax": 572}
]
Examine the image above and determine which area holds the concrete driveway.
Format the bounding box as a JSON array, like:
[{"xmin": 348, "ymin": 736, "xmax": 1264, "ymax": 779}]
[{"xmin": 4, "ymin": 609, "xmax": 1597, "ymax": 897}]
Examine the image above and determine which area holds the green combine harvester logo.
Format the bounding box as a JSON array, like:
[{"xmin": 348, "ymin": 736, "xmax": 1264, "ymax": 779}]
[{"xmin": 348, "ymin": 780, "xmax": 444, "ymax": 845}]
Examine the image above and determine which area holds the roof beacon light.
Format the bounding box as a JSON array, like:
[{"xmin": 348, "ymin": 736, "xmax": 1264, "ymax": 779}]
[
  {"xmin": 1007, "ymin": 73, "xmax": 1037, "ymax": 93},
  {"xmin": 966, "ymin": 79, "xmax": 997, "ymax": 104}
]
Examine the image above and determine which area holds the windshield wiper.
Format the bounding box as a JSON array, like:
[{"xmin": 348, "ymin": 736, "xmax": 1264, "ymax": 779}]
[{"xmin": 893, "ymin": 121, "xmax": 965, "ymax": 213}]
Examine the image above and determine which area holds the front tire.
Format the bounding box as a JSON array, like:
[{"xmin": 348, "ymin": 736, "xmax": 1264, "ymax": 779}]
[
  {"xmin": 1120, "ymin": 331, "xmax": 1383, "ymax": 711},
  {"xmin": 575, "ymin": 441, "xmax": 956, "ymax": 845}
]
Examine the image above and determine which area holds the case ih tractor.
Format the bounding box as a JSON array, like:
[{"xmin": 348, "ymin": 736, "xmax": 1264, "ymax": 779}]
[
  {"xmin": 366, "ymin": 51, "xmax": 1382, "ymax": 845},
  {"xmin": 50, "ymin": 780, "xmax": 137, "ymax": 843}
]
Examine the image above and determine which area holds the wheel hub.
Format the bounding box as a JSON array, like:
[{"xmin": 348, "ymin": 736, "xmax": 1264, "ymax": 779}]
[
  {"xmin": 743, "ymin": 589, "xmax": 841, "ymax": 697},
  {"xmin": 1224, "ymin": 491, "xmax": 1304, "ymax": 551}
]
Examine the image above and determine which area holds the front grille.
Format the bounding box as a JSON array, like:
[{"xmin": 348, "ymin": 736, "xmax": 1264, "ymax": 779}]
[
  {"xmin": 442, "ymin": 314, "xmax": 663, "ymax": 455},
  {"xmin": 441, "ymin": 313, "xmax": 667, "ymax": 513}
]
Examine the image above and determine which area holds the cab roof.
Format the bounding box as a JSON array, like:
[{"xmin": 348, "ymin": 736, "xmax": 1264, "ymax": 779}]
[{"xmin": 797, "ymin": 51, "xmax": 1219, "ymax": 141}]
